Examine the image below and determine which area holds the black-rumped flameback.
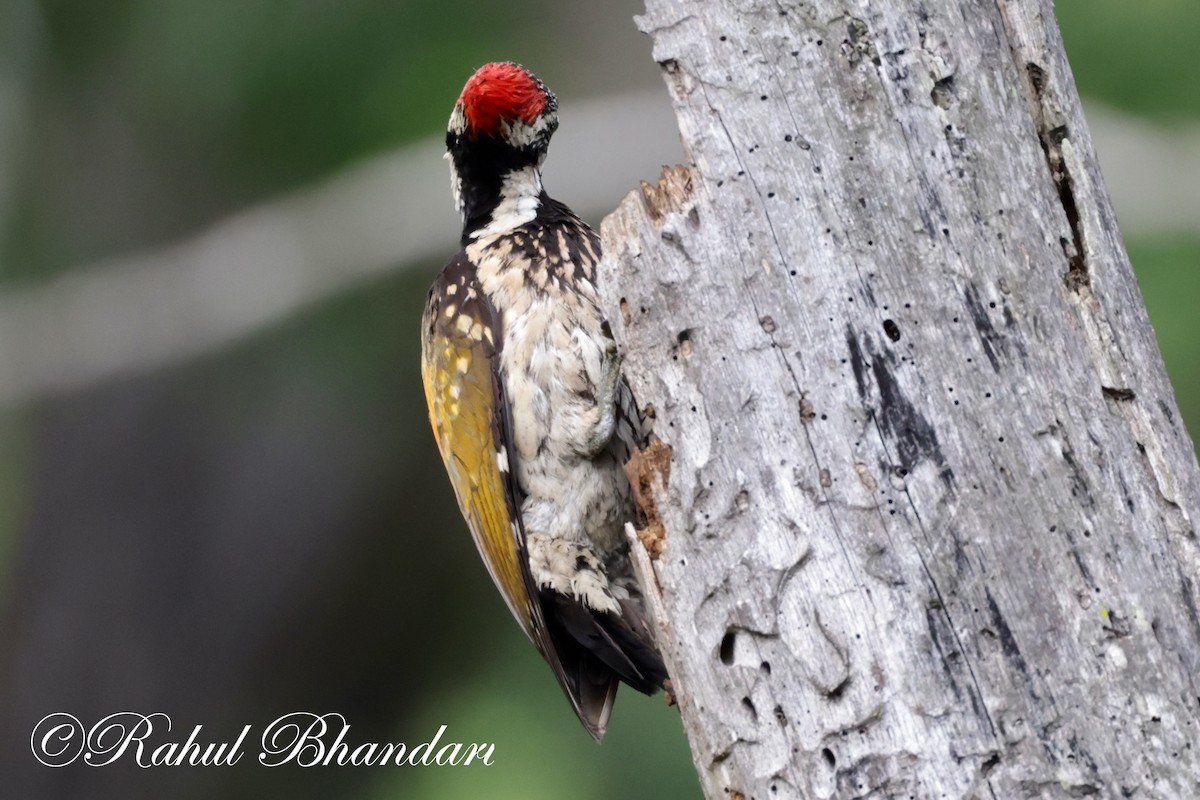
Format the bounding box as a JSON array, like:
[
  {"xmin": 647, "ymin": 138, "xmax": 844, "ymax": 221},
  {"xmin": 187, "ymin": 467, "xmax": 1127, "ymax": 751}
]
[{"xmin": 419, "ymin": 62, "xmax": 668, "ymax": 739}]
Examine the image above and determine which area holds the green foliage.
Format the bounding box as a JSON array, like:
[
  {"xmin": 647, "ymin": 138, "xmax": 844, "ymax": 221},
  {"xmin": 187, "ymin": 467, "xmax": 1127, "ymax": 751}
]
[
  {"xmin": 1057, "ymin": 0, "xmax": 1200, "ymax": 120},
  {"xmin": 46, "ymin": 0, "xmax": 515, "ymax": 185},
  {"xmin": 372, "ymin": 636, "xmax": 699, "ymax": 800},
  {"xmin": 1127, "ymin": 236, "xmax": 1200, "ymax": 437},
  {"xmin": 3, "ymin": 0, "xmax": 538, "ymax": 282}
]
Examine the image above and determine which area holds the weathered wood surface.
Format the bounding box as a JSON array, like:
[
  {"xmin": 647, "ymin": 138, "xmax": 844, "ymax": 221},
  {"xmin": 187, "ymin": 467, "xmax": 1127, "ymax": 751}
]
[{"xmin": 598, "ymin": 0, "xmax": 1200, "ymax": 797}]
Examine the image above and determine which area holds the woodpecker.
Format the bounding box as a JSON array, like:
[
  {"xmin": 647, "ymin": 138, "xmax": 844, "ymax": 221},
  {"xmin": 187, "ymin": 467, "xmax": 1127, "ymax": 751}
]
[{"xmin": 420, "ymin": 62, "xmax": 667, "ymax": 739}]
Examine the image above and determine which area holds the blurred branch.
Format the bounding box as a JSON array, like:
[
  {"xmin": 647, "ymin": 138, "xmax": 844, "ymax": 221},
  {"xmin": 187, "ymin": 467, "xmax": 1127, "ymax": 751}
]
[
  {"xmin": 0, "ymin": 90, "xmax": 678, "ymax": 407},
  {"xmin": 1087, "ymin": 104, "xmax": 1200, "ymax": 235},
  {"xmin": 0, "ymin": 91, "xmax": 1189, "ymax": 408}
]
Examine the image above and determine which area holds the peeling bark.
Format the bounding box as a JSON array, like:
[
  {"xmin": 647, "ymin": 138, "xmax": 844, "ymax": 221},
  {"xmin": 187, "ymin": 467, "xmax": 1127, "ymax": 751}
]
[{"xmin": 598, "ymin": 1, "xmax": 1200, "ymax": 798}]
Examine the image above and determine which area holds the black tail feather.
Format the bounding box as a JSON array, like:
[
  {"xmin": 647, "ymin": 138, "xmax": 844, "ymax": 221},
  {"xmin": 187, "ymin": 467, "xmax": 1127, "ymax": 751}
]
[{"xmin": 541, "ymin": 589, "xmax": 668, "ymax": 697}]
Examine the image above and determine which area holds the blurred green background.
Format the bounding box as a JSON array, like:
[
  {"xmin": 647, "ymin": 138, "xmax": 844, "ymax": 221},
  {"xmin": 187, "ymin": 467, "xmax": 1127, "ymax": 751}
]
[{"xmin": 0, "ymin": 1, "xmax": 1195, "ymax": 798}]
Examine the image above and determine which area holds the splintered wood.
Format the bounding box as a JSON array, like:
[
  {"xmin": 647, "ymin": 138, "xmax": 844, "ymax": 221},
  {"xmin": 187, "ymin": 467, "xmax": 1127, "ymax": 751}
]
[
  {"xmin": 638, "ymin": 164, "xmax": 695, "ymax": 222},
  {"xmin": 624, "ymin": 438, "xmax": 673, "ymax": 561}
]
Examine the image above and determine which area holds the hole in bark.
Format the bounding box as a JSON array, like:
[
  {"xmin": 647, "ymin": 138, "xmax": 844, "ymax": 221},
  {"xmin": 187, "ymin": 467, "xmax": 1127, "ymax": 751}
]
[
  {"xmin": 1027, "ymin": 62, "xmax": 1047, "ymax": 95},
  {"xmin": 883, "ymin": 319, "xmax": 901, "ymax": 341},
  {"xmin": 822, "ymin": 748, "xmax": 836, "ymax": 768},
  {"xmin": 741, "ymin": 696, "xmax": 757, "ymax": 720},
  {"xmin": 720, "ymin": 630, "xmax": 737, "ymax": 665},
  {"xmin": 676, "ymin": 329, "xmax": 693, "ymax": 358},
  {"xmin": 1102, "ymin": 386, "xmax": 1137, "ymax": 402},
  {"xmin": 761, "ymin": 661, "xmax": 771, "ymax": 674},
  {"xmin": 931, "ymin": 74, "xmax": 955, "ymax": 109}
]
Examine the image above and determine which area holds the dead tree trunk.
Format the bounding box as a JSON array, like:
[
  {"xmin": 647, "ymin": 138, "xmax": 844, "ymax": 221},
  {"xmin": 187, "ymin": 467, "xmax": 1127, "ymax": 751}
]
[{"xmin": 598, "ymin": 1, "xmax": 1200, "ymax": 797}]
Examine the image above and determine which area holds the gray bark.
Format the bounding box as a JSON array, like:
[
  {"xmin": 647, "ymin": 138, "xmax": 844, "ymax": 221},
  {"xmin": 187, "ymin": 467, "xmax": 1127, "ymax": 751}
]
[{"xmin": 598, "ymin": 1, "xmax": 1200, "ymax": 798}]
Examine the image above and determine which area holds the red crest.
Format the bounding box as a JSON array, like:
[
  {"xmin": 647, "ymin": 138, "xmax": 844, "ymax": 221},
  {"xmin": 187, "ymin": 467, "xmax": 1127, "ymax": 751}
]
[{"xmin": 458, "ymin": 62, "xmax": 547, "ymax": 137}]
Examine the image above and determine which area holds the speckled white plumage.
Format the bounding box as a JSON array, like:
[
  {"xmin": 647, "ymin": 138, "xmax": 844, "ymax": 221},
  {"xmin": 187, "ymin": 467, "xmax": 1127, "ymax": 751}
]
[{"xmin": 467, "ymin": 212, "xmax": 635, "ymax": 613}]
